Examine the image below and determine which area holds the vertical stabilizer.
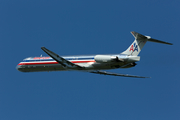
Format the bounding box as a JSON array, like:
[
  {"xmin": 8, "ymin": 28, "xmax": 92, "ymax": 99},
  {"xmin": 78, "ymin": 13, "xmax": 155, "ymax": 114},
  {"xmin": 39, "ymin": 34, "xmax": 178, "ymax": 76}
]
[{"xmin": 121, "ymin": 31, "xmax": 147, "ymax": 56}]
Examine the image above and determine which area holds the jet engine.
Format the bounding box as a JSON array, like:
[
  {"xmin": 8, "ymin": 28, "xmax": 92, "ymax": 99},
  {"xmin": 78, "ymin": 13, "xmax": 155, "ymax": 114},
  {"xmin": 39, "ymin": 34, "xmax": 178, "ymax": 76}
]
[{"xmin": 94, "ymin": 55, "xmax": 123, "ymax": 63}]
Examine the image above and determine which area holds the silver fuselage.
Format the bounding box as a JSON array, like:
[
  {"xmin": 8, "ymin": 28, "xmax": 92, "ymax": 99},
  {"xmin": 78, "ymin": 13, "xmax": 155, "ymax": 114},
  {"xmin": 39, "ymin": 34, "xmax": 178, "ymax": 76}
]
[{"xmin": 16, "ymin": 54, "xmax": 140, "ymax": 72}]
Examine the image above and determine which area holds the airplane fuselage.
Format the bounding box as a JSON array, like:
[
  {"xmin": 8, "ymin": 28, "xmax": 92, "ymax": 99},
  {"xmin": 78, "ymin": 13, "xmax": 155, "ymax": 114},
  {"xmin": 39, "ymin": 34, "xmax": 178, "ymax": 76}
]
[{"xmin": 16, "ymin": 54, "xmax": 139, "ymax": 72}]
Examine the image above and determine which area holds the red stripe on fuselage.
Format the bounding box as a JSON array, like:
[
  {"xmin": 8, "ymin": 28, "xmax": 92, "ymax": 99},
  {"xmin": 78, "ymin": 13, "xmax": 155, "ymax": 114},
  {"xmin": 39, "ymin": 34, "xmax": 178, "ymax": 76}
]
[{"xmin": 18, "ymin": 60, "xmax": 95, "ymax": 65}]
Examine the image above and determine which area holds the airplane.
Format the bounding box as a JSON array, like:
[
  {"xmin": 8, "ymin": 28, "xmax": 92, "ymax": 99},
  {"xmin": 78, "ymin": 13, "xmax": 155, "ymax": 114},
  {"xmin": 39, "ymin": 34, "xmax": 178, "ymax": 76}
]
[{"xmin": 16, "ymin": 31, "xmax": 172, "ymax": 78}]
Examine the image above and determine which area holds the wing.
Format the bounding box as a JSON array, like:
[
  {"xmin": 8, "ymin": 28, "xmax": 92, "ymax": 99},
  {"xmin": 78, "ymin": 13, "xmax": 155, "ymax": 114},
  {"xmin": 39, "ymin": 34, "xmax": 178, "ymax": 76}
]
[
  {"xmin": 41, "ymin": 47, "xmax": 83, "ymax": 69},
  {"xmin": 90, "ymin": 70, "xmax": 150, "ymax": 78}
]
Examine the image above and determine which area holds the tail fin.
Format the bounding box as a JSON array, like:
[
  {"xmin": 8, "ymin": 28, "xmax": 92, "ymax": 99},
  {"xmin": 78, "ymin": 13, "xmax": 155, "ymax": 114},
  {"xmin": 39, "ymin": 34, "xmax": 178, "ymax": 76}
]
[{"xmin": 121, "ymin": 31, "xmax": 172, "ymax": 56}]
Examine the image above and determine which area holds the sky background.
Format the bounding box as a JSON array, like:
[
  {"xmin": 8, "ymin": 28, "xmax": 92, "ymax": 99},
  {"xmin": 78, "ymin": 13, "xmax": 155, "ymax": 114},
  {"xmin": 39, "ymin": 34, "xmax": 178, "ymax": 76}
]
[{"xmin": 0, "ymin": 0, "xmax": 180, "ymax": 120}]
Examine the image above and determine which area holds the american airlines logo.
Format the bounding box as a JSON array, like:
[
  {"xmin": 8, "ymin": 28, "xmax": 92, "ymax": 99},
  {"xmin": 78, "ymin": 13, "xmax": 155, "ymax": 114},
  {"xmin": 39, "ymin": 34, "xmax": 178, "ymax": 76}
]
[
  {"xmin": 34, "ymin": 57, "xmax": 50, "ymax": 59},
  {"xmin": 129, "ymin": 43, "xmax": 138, "ymax": 52}
]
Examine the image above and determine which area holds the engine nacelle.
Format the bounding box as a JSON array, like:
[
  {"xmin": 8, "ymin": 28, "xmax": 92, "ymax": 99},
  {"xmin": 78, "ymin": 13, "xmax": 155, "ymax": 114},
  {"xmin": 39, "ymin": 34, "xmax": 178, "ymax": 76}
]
[{"xmin": 94, "ymin": 55, "xmax": 117, "ymax": 63}]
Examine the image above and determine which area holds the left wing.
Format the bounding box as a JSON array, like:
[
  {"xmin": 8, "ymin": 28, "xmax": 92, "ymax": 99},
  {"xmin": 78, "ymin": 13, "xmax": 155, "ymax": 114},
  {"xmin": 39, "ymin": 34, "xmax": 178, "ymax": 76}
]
[
  {"xmin": 41, "ymin": 47, "xmax": 83, "ymax": 69},
  {"xmin": 90, "ymin": 70, "xmax": 150, "ymax": 78}
]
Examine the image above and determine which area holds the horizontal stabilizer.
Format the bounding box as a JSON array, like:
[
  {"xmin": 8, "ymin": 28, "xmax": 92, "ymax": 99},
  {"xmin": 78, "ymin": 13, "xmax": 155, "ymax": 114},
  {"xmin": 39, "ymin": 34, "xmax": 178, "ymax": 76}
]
[
  {"xmin": 131, "ymin": 31, "xmax": 173, "ymax": 45},
  {"xmin": 147, "ymin": 38, "xmax": 173, "ymax": 45}
]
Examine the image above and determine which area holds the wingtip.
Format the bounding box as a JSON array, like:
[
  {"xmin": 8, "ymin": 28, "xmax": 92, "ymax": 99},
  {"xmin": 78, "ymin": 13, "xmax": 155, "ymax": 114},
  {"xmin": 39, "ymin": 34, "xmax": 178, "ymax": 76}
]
[
  {"xmin": 163, "ymin": 42, "xmax": 173, "ymax": 45},
  {"xmin": 41, "ymin": 47, "xmax": 46, "ymax": 49}
]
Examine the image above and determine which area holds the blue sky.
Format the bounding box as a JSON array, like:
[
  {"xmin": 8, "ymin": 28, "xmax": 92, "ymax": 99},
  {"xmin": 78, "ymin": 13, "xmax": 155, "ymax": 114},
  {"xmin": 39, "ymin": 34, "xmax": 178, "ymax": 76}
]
[{"xmin": 1, "ymin": 0, "xmax": 180, "ymax": 120}]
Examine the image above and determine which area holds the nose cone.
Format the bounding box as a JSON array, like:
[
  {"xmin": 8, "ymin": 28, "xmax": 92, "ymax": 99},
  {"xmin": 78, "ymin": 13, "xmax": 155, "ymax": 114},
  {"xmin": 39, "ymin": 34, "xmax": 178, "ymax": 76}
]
[
  {"xmin": 16, "ymin": 65, "xmax": 24, "ymax": 72},
  {"xmin": 16, "ymin": 65, "xmax": 21, "ymax": 71}
]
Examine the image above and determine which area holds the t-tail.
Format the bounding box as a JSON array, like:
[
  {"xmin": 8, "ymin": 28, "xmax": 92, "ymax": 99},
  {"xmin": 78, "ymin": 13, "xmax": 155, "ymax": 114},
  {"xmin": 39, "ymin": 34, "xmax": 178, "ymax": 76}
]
[{"xmin": 122, "ymin": 31, "xmax": 173, "ymax": 56}]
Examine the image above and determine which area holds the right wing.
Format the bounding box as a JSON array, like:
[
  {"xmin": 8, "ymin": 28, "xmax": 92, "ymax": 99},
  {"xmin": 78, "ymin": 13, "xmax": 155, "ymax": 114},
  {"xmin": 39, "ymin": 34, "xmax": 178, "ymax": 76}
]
[
  {"xmin": 41, "ymin": 47, "xmax": 84, "ymax": 69},
  {"xmin": 90, "ymin": 70, "xmax": 150, "ymax": 78}
]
